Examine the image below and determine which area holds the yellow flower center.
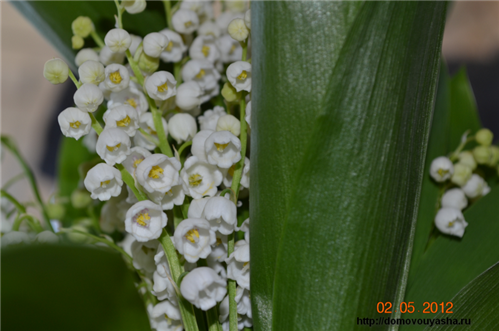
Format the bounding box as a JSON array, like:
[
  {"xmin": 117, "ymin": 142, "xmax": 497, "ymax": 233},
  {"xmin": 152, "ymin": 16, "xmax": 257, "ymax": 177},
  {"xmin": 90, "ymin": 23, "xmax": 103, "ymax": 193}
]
[
  {"xmin": 229, "ymin": 44, "xmax": 237, "ymax": 55},
  {"xmin": 437, "ymin": 168, "xmax": 449, "ymax": 177},
  {"xmin": 136, "ymin": 212, "xmax": 151, "ymax": 227},
  {"xmin": 214, "ymin": 142, "xmax": 229, "ymax": 152},
  {"xmin": 216, "ymin": 238, "xmax": 222, "ymax": 246},
  {"xmin": 195, "ymin": 69, "xmax": 206, "ymax": 79},
  {"xmin": 185, "ymin": 228, "xmax": 200, "ymax": 243},
  {"xmin": 126, "ymin": 98, "xmax": 137, "ymax": 108},
  {"xmin": 237, "ymin": 70, "xmax": 247, "ymax": 80},
  {"xmin": 109, "ymin": 70, "xmax": 122, "ymax": 84},
  {"xmin": 165, "ymin": 189, "xmax": 173, "ymax": 196},
  {"xmin": 185, "ymin": 21, "xmax": 193, "ymax": 28},
  {"xmin": 106, "ymin": 143, "xmax": 121, "ymax": 152},
  {"xmin": 116, "ymin": 115, "xmax": 131, "ymax": 127},
  {"xmin": 243, "ymin": 262, "xmax": 249, "ymax": 267},
  {"xmin": 147, "ymin": 126, "xmax": 157, "ymax": 135},
  {"xmin": 70, "ymin": 121, "xmax": 81, "ymax": 129},
  {"xmin": 133, "ymin": 158, "xmax": 143, "ymax": 168},
  {"xmin": 166, "ymin": 41, "xmax": 174, "ymax": 52},
  {"xmin": 149, "ymin": 165, "xmax": 164, "ymax": 179},
  {"xmin": 228, "ymin": 164, "xmax": 236, "ymax": 177},
  {"xmin": 100, "ymin": 180, "xmax": 111, "ymax": 187},
  {"xmin": 188, "ymin": 173, "xmax": 203, "ymax": 187},
  {"xmin": 201, "ymin": 45, "xmax": 210, "ymax": 57},
  {"xmin": 157, "ymin": 82, "xmax": 169, "ymax": 93}
]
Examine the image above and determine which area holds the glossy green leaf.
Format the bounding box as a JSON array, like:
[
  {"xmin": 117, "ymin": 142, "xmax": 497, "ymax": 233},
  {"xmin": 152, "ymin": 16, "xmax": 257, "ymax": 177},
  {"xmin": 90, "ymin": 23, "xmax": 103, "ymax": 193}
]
[
  {"xmin": 423, "ymin": 262, "xmax": 499, "ymax": 330},
  {"xmin": 11, "ymin": 1, "xmax": 167, "ymax": 70},
  {"xmin": 2, "ymin": 244, "xmax": 150, "ymax": 331},
  {"xmin": 251, "ymin": 2, "xmax": 447, "ymax": 330}
]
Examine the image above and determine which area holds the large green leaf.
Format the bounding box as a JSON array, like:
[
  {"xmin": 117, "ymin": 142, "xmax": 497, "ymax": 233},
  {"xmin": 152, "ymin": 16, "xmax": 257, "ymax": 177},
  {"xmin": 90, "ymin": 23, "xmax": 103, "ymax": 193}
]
[
  {"xmin": 251, "ymin": 2, "xmax": 447, "ymax": 330},
  {"xmin": 2, "ymin": 244, "xmax": 150, "ymax": 330},
  {"xmin": 424, "ymin": 262, "xmax": 499, "ymax": 330},
  {"xmin": 12, "ymin": 1, "xmax": 166, "ymax": 70}
]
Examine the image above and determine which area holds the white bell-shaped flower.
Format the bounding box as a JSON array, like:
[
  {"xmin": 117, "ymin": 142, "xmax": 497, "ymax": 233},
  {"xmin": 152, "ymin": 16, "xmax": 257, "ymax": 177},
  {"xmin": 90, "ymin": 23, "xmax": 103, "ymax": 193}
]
[
  {"xmin": 227, "ymin": 61, "xmax": 251, "ymax": 92},
  {"xmin": 190, "ymin": 35, "xmax": 220, "ymax": 63},
  {"xmin": 217, "ymin": 34, "xmax": 242, "ymax": 64},
  {"xmin": 172, "ymin": 9, "xmax": 199, "ymax": 34},
  {"xmin": 145, "ymin": 71, "xmax": 177, "ymax": 101},
  {"xmin": 84, "ymin": 163, "xmax": 123, "ymax": 201},
  {"xmin": 131, "ymin": 239, "xmax": 159, "ymax": 274},
  {"xmin": 75, "ymin": 48, "xmax": 100, "ymax": 67},
  {"xmin": 159, "ymin": 29, "xmax": 187, "ymax": 63},
  {"xmin": 126, "ymin": 201, "xmax": 168, "ymax": 242},
  {"xmin": 136, "ymin": 154, "xmax": 181, "ymax": 194},
  {"xmin": 209, "ymin": 231, "xmax": 228, "ymax": 262},
  {"xmin": 198, "ymin": 106, "xmax": 226, "ymax": 131},
  {"xmin": 148, "ymin": 185, "xmax": 185, "ymax": 211},
  {"xmin": 181, "ymin": 0, "xmax": 208, "ymax": 17},
  {"xmin": 73, "ymin": 83, "xmax": 104, "ymax": 113},
  {"xmin": 187, "ymin": 197, "xmax": 210, "ymax": 218},
  {"xmin": 58, "ymin": 107, "xmax": 92, "ymax": 140},
  {"xmin": 103, "ymin": 104, "xmax": 140, "ymax": 136},
  {"xmin": 441, "ymin": 188, "xmax": 468, "ymax": 210},
  {"xmin": 152, "ymin": 271, "xmax": 176, "ymax": 301},
  {"xmin": 180, "ymin": 267, "xmax": 227, "ymax": 311},
  {"xmin": 99, "ymin": 46, "xmax": 126, "ymax": 65},
  {"xmin": 123, "ymin": 0, "xmax": 147, "ymax": 14},
  {"xmin": 205, "ymin": 131, "xmax": 242, "ymax": 168},
  {"xmin": 122, "ymin": 146, "xmax": 152, "ymax": 175},
  {"xmin": 105, "ymin": 28, "xmax": 132, "ymax": 53},
  {"xmin": 223, "ymin": 157, "xmax": 250, "ymax": 189},
  {"xmin": 182, "ymin": 59, "xmax": 220, "ymax": 91},
  {"xmin": 245, "ymin": 100, "xmax": 251, "ymax": 128},
  {"xmin": 191, "ymin": 130, "xmax": 214, "ymax": 163},
  {"xmin": 34, "ymin": 231, "xmax": 59, "ymax": 244},
  {"xmin": 134, "ymin": 112, "xmax": 169, "ymax": 150},
  {"xmin": 168, "ymin": 113, "xmax": 197, "ymax": 144},
  {"xmin": 176, "ymin": 81, "xmax": 203, "ymax": 111},
  {"xmin": 105, "ymin": 64, "xmax": 130, "ymax": 92},
  {"xmin": 1, "ymin": 231, "xmax": 31, "ymax": 247},
  {"xmin": 458, "ymin": 151, "xmax": 477, "ymax": 171},
  {"xmin": 151, "ymin": 300, "xmax": 183, "ymax": 330},
  {"xmin": 216, "ymin": 114, "xmax": 240, "ymax": 137},
  {"xmin": 429, "ymin": 156, "xmax": 454, "ymax": 182},
  {"xmin": 198, "ymin": 20, "xmax": 222, "ymax": 38},
  {"xmin": 462, "ymin": 174, "xmax": 491, "ymax": 198},
  {"xmin": 450, "ymin": 163, "xmax": 472, "ymax": 187},
  {"xmin": 236, "ymin": 286, "xmax": 252, "ymax": 318},
  {"xmin": 228, "ymin": 18, "xmax": 249, "ymax": 42},
  {"xmin": 143, "ymin": 32, "xmax": 169, "ymax": 58},
  {"xmin": 226, "ymin": 239, "xmax": 250, "ymax": 290},
  {"xmin": 96, "ymin": 128, "xmax": 131, "ymax": 165},
  {"xmin": 203, "ymin": 196, "xmax": 237, "ymax": 235},
  {"xmin": 181, "ymin": 156, "xmax": 223, "ymax": 198},
  {"xmin": 434, "ymin": 208, "xmax": 468, "ymax": 238},
  {"xmin": 108, "ymin": 84, "xmax": 148, "ymax": 115},
  {"xmin": 43, "ymin": 58, "xmax": 69, "ymax": 84},
  {"xmin": 78, "ymin": 60, "xmax": 105, "ymax": 85},
  {"xmin": 174, "ymin": 218, "xmax": 216, "ymax": 263}
]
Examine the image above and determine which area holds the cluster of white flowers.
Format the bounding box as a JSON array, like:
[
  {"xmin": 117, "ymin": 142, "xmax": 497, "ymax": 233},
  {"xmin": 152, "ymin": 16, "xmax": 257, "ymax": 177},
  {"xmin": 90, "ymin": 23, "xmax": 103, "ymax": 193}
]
[
  {"xmin": 430, "ymin": 129, "xmax": 498, "ymax": 238},
  {"xmin": 42, "ymin": 1, "xmax": 253, "ymax": 330}
]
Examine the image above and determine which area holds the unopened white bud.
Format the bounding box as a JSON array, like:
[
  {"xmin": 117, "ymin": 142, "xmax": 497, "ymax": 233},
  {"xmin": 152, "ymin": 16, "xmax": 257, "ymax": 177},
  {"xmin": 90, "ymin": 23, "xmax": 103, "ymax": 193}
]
[
  {"xmin": 172, "ymin": 9, "xmax": 199, "ymax": 34},
  {"xmin": 105, "ymin": 28, "xmax": 132, "ymax": 53},
  {"xmin": 79, "ymin": 60, "xmax": 105, "ymax": 85},
  {"xmin": 43, "ymin": 58, "xmax": 69, "ymax": 84},
  {"xmin": 488, "ymin": 146, "xmax": 499, "ymax": 167},
  {"xmin": 228, "ymin": 18, "xmax": 249, "ymax": 42},
  {"xmin": 145, "ymin": 71, "xmax": 177, "ymax": 101},
  {"xmin": 105, "ymin": 64, "xmax": 130, "ymax": 92},
  {"xmin": 176, "ymin": 81, "xmax": 203, "ymax": 110},
  {"xmin": 96, "ymin": 128, "xmax": 131, "ymax": 165},
  {"xmin": 429, "ymin": 156, "xmax": 454, "ymax": 182},
  {"xmin": 143, "ymin": 32, "xmax": 169, "ymax": 58},
  {"xmin": 434, "ymin": 208, "xmax": 467, "ymax": 238},
  {"xmin": 122, "ymin": 0, "xmax": 147, "ymax": 14},
  {"xmin": 441, "ymin": 188, "xmax": 468, "ymax": 210},
  {"xmin": 216, "ymin": 114, "xmax": 241, "ymax": 137},
  {"xmin": 450, "ymin": 163, "xmax": 472, "ymax": 187},
  {"xmin": 475, "ymin": 128, "xmax": 493, "ymax": 146},
  {"xmin": 72, "ymin": 16, "xmax": 94, "ymax": 38},
  {"xmin": 84, "ymin": 163, "xmax": 123, "ymax": 201},
  {"xmin": 227, "ymin": 61, "xmax": 251, "ymax": 92},
  {"xmin": 75, "ymin": 48, "xmax": 99, "ymax": 67},
  {"xmin": 58, "ymin": 107, "xmax": 91, "ymax": 140},
  {"xmin": 458, "ymin": 151, "xmax": 477, "ymax": 170},
  {"xmin": 72, "ymin": 35, "xmax": 84, "ymax": 50},
  {"xmin": 244, "ymin": 9, "xmax": 251, "ymax": 29},
  {"xmin": 462, "ymin": 174, "xmax": 490, "ymax": 198},
  {"xmin": 74, "ymin": 83, "xmax": 104, "ymax": 113},
  {"xmin": 168, "ymin": 113, "xmax": 197, "ymax": 144},
  {"xmin": 473, "ymin": 145, "xmax": 492, "ymax": 164}
]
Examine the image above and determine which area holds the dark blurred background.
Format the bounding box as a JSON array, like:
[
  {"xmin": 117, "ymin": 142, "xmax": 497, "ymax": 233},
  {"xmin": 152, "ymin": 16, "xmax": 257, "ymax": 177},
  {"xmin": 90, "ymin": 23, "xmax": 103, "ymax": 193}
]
[{"xmin": 1, "ymin": 1, "xmax": 498, "ymax": 206}]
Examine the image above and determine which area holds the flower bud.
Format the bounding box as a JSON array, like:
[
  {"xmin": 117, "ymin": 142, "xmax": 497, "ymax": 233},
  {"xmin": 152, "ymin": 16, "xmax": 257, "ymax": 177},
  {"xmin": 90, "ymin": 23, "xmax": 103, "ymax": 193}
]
[
  {"xmin": 72, "ymin": 16, "xmax": 94, "ymax": 38},
  {"xmin": 46, "ymin": 203, "xmax": 66, "ymax": 220},
  {"xmin": 34, "ymin": 231, "xmax": 59, "ymax": 244},
  {"xmin": 43, "ymin": 58, "xmax": 69, "ymax": 84},
  {"xmin": 472, "ymin": 145, "xmax": 491, "ymax": 164},
  {"xmin": 143, "ymin": 32, "xmax": 169, "ymax": 58},
  {"xmin": 450, "ymin": 163, "xmax": 472, "ymax": 187},
  {"xmin": 487, "ymin": 146, "xmax": 499, "ymax": 167},
  {"xmin": 72, "ymin": 35, "xmax": 84, "ymax": 49},
  {"xmin": 172, "ymin": 9, "xmax": 199, "ymax": 34},
  {"xmin": 168, "ymin": 113, "xmax": 197, "ymax": 144},
  {"xmin": 216, "ymin": 114, "xmax": 240, "ymax": 137},
  {"xmin": 462, "ymin": 174, "xmax": 490, "ymax": 198},
  {"xmin": 75, "ymin": 48, "xmax": 99, "ymax": 67},
  {"xmin": 441, "ymin": 188, "xmax": 468, "ymax": 210},
  {"xmin": 434, "ymin": 208, "xmax": 467, "ymax": 238},
  {"xmin": 74, "ymin": 83, "xmax": 104, "ymax": 113},
  {"xmin": 67, "ymin": 224, "xmax": 91, "ymax": 243},
  {"xmin": 71, "ymin": 190, "xmax": 92, "ymax": 209},
  {"xmin": 176, "ymin": 81, "xmax": 203, "ymax": 110},
  {"xmin": 78, "ymin": 60, "xmax": 105, "ymax": 85},
  {"xmin": 429, "ymin": 156, "xmax": 453, "ymax": 182},
  {"xmin": 122, "ymin": 0, "xmax": 147, "ymax": 14},
  {"xmin": 138, "ymin": 52, "xmax": 160, "ymax": 74},
  {"xmin": 458, "ymin": 151, "xmax": 477, "ymax": 171},
  {"xmin": 228, "ymin": 18, "xmax": 249, "ymax": 41},
  {"xmin": 244, "ymin": 9, "xmax": 251, "ymax": 29},
  {"xmin": 221, "ymin": 82, "xmax": 241, "ymax": 102},
  {"xmin": 475, "ymin": 128, "xmax": 493, "ymax": 146},
  {"xmin": 105, "ymin": 28, "xmax": 132, "ymax": 53}
]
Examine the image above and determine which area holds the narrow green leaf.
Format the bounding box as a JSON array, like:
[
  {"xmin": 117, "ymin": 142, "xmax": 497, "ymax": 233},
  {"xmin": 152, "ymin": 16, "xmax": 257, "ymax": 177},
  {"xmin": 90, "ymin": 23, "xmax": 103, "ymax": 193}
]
[
  {"xmin": 423, "ymin": 262, "xmax": 499, "ymax": 330},
  {"xmin": 2, "ymin": 245, "xmax": 150, "ymax": 330},
  {"xmin": 251, "ymin": 2, "xmax": 447, "ymax": 330}
]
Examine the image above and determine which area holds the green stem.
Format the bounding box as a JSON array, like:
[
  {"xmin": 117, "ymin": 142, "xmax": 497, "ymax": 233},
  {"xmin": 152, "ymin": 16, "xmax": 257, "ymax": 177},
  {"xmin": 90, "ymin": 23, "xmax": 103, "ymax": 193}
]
[
  {"xmin": 12, "ymin": 214, "xmax": 44, "ymax": 233},
  {"xmin": 162, "ymin": 0, "xmax": 173, "ymax": 29},
  {"xmin": 115, "ymin": 164, "xmax": 148, "ymax": 201},
  {"xmin": 90, "ymin": 31, "xmax": 105, "ymax": 48},
  {"xmin": 240, "ymin": 41, "xmax": 248, "ymax": 61},
  {"xmin": 177, "ymin": 140, "xmax": 192, "ymax": 157},
  {"xmin": 133, "ymin": 43, "xmax": 144, "ymax": 63},
  {"xmin": 87, "ymin": 205, "xmax": 101, "ymax": 234},
  {"xmin": 151, "ymin": 107, "xmax": 174, "ymax": 157},
  {"xmin": 1, "ymin": 136, "xmax": 53, "ymax": 231},
  {"xmin": 159, "ymin": 230, "xmax": 199, "ymax": 331},
  {"xmin": 68, "ymin": 70, "xmax": 82, "ymax": 88},
  {"xmin": 206, "ymin": 305, "xmax": 223, "ymax": 331},
  {"xmin": 89, "ymin": 113, "xmax": 103, "ymax": 135},
  {"xmin": 2, "ymin": 173, "xmax": 26, "ymax": 190},
  {"xmin": 114, "ymin": 0, "xmax": 124, "ymax": 29},
  {"xmin": 174, "ymin": 62, "xmax": 182, "ymax": 86},
  {"xmin": 0, "ymin": 189, "xmax": 26, "ymax": 214},
  {"xmin": 126, "ymin": 50, "xmax": 145, "ymax": 86},
  {"xmin": 450, "ymin": 134, "xmax": 475, "ymax": 161}
]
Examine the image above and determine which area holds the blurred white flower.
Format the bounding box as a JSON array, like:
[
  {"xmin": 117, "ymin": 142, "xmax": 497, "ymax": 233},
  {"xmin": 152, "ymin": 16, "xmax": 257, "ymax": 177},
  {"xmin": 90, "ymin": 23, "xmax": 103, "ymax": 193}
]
[{"xmin": 434, "ymin": 208, "xmax": 468, "ymax": 238}]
